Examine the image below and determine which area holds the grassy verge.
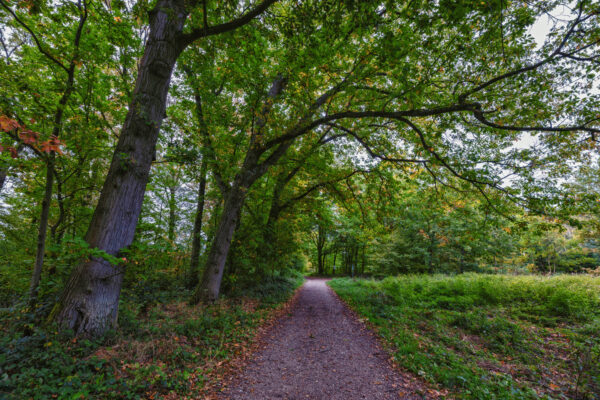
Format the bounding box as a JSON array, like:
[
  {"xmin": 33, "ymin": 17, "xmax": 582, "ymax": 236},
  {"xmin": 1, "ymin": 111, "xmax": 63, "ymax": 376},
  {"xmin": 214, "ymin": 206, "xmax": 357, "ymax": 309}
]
[
  {"xmin": 0, "ymin": 272, "xmax": 303, "ymax": 399},
  {"xmin": 329, "ymin": 274, "xmax": 600, "ymax": 400}
]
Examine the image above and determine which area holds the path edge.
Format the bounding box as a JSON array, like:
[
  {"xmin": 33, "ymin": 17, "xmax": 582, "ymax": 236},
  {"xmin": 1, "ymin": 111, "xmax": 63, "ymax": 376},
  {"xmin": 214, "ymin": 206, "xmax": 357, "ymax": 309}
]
[
  {"xmin": 326, "ymin": 280, "xmax": 448, "ymax": 399},
  {"xmin": 202, "ymin": 280, "xmax": 305, "ymax": 399}
]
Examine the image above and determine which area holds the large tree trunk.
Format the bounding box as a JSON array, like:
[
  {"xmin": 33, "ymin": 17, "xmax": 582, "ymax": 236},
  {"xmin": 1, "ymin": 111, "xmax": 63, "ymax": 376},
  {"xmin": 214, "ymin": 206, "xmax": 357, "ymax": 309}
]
[
  {"xmin": 192, "ymin": 181, "xmax": 246, "ymax": 303},
  {"xmin": 186, "ymin": 160, "xmax": 207, "ymax": 289},
  {"xmin": 53, "ymin": 2, "xmax": 188, "ymax": 336}
]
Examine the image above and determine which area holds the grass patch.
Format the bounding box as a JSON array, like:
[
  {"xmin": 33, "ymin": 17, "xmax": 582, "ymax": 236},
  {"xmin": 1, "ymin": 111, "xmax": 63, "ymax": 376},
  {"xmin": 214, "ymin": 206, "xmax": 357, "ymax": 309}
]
[
  {"xmin": 0, "ymin": 272, "xmax": 303, "ymax": 399},
  {"xmin": 329, "ymin": 273, "xmax": 600, "ymax": 399}
]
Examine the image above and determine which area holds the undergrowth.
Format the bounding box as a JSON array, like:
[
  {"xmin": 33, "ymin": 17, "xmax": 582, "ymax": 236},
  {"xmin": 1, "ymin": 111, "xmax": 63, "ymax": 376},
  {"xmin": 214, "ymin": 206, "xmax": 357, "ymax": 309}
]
[
  {"xmin": 0, "ymin": 271, "xmax": 303, "ymax": 399},
  {"xmin": 329, "ymin": 273, "xmax": 600, "ymax": 400}
]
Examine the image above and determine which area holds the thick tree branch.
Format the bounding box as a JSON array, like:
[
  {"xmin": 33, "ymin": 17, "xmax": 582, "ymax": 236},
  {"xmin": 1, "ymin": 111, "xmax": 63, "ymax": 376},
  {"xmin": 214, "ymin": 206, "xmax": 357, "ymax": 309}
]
[
  {"xmin": 280, "ymin": 169, "xmax": 364, "ymax": 211},
  {"xmin": 180, "ymin": 0, "xmax": 277, "ymax": 47},
  {"xmin": 471, "ymin": 106, "xmax": 600, "ymax": 137},
  {"xmin": 250, "ymin": 74, "xmax": 287, "ymax": 146},
  {"xmin": 263, "ymin": 103, "xmax": 481, "ymax": 149},
  {"xmin": 325, "ymin": 122, "xmax": 427, "ymax": 164}
]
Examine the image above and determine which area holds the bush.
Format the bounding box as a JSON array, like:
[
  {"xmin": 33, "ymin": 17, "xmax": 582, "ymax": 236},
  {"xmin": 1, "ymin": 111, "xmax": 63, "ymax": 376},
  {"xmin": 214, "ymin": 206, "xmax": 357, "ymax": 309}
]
[{"xmin": 228, "ymin": 269, "xmax": 304, "ymax": 304}]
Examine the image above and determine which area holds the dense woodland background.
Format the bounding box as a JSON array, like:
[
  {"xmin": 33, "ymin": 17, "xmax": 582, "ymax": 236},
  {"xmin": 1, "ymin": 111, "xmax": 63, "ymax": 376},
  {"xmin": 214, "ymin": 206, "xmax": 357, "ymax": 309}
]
[{"xmin": 0, "ymin": 0, "xmax": 599, "ymax": 398}]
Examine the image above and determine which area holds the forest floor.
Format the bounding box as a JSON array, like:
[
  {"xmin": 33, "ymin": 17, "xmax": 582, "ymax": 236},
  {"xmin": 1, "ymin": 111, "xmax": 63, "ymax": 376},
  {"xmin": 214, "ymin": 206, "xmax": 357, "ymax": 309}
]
[
  {"xmin": 219, "ymin": 278, "xmax": 434, "ymax": 399},
  {"xmin": 0, "ymin": 273, "xmax": 305, "ymax": 399}
]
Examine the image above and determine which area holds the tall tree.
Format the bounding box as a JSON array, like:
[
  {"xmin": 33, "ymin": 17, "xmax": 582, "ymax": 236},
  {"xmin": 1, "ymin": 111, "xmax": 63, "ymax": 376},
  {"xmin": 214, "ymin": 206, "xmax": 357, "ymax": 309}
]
[
  {"xmin": 52, "ymin": 0, "xmax": 278, "ymax": 336},
  {"xmin": 190, "ymin": 0, "xmax": 599, "ymax": 301},
  {"xmin": 0, "ymin": 0, "xmax": 89, "ymax": 303}
]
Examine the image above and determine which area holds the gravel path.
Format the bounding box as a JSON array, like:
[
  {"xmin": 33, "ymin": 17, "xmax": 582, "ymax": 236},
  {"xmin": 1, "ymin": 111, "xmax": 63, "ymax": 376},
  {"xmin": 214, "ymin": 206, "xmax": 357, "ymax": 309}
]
[{"xmin": 221, "ymin": 279, "xmax": 421, "ymax": 399}]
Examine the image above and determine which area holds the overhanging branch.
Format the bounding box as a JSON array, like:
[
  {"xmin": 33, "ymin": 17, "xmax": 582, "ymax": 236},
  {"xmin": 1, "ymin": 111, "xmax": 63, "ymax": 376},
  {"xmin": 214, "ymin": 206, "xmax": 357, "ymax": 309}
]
[{"xmin": 180, "ymin": 0, "xmax": 277, "ymax": 47}]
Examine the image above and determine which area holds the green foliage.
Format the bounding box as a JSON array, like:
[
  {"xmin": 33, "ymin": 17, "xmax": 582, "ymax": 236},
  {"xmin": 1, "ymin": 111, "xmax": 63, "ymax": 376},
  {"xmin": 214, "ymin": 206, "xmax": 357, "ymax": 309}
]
[
  {"xmin": 330, "ymin": 274, "xmax": 600, "ymax": 399},
  {"xmin": 0, "ymin": 273, "xmax": 303, "ymax": 399},
  {"xmin": 226, "ymin": 269, "xmax": 304, "ymax": 304},
  {"xmin": 0, "ymin": 0, "xmax": 599, "ymax": 395},
  {"xmin": 0, "ymin": 324, "xmax": 118, "ymax": 399},
  {"xmin": 366, "ymin": 180, "xmax": 515, "ymax": 275}
]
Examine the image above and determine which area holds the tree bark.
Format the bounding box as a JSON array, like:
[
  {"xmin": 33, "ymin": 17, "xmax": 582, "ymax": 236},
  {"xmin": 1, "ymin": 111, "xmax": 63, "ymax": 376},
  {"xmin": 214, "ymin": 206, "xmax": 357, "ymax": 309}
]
[
  {"xmin": 27, "ymin": 1, "xmax": 87, "ymax": 306},
  {"xmin": 167, "ymin": 184, "xmax": 176, "ymax": 242},
  {"xmin": 28, "ymin": 157, "xmax": 54, "ymax": 303},
  {"xmin": 353, "ymin": 244, "xmax": 359, "ymax": 277},
  {"xmin": 361, "ymin": 243, "xmax": 366, "ymax": 275},
  {"xmin": 186, "ymin": 159, "xmax": 207, "ymax": 289},
  {"xmin": 50, "ymin": 174, "xmax": 66, "ymax": 245},
  {"xmin": 190, "ymin": 67, "xmax": 340, "ymax": 298},
  {"xmin": 53, "ymin": 2, "xmax": 188, "ymax": 336},
  {"xmin": 258, "ymin": 190, "xmax": 282, "ymax": 274},
  {"xmin": 192, "ymin": 181, "xmax": 246, "ymax": 303},
  {"xmin": 317, "ymin": 224, "xmax": 325, "ymax": 275},
  {"xmin": 191, "ymin": 75, "xmax": 289, "ymax": 303}
]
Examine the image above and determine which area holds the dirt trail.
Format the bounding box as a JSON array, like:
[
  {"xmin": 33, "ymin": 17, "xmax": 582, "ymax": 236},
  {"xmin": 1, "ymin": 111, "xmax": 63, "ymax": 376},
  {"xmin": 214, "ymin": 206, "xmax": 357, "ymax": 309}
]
[{"xmin": 220, "ymin": 279, "xmax": 422, "ymax": 399}]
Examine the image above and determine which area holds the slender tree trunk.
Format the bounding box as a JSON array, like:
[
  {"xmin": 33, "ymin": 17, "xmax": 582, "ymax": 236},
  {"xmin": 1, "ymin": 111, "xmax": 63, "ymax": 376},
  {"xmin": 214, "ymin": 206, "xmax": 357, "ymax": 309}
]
[
  {"xmin": 29, "ymin": 1, "xmax": 86, "ymax": 306},
  {"xmin": 332, "ymin": 251, "xmax": 337, "ymax": 275},
  {"xmin": 354, "ymin": 245, "xmax": 359, "ymax": 277},
  {"xmin": 191, "ymin": 75, "xmax": 288, "ymax": 303},
  {"xmin": 28, "ymin": 157, "xmax": 54, "ymax": 303},
  {"xmin": 50, "ymin": 174, "xmax": 65, "ymax": 244},
  {"xmin": 257, "ymin": 163, "xmax": 303, "ymax": 271},
  {"xmin": 186, "ymin": 160, "xmax": 207, "ymax": 289},
  {"xmin": 361, "ymin": 243, "xmax": 366, "ymax": 275},
  {"xmin": 317, "ymin": 245, "xmax": 323, "ymax": 275},
  {"xmin": 428, "ymin": 234, "xmax": 436, "ymax": 273},
  {"xmin": 167, "ymin": 184, "xmax": 176, "ymax": 242},
  {"xmin": 316, "ymin": 224, "xmax": 326, "ymax": 275},
  {"xmin": 53, "ymin": 3, "xmax": 188, "ymax": 336},
  {"xmin": 260, "ymin": 217, "xmax": 275, "ymax": 273},
  {"xmin": 345, "ymin": 250, "xmax": 349, "ymax": 275},
  {"xmin": 192, "ymin": 182, "xmax": 246, "ymax": 303},
  {"xmin": 259, "ymin": 199, "xmax": 281, "ymax": 275}
]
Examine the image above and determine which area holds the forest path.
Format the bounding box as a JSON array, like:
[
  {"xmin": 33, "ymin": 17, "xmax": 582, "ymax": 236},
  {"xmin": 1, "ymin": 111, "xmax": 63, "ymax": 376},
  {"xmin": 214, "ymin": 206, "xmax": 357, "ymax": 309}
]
[{"xmin": 220, "ymin": 278, "xmax": 420, "ymax": 399}]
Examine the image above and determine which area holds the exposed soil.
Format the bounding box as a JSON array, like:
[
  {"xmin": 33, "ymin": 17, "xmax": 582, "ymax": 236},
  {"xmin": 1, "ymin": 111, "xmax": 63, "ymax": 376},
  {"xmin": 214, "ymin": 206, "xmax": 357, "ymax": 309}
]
[{"xmin": 220, "ymin": 279, "xmax": 425, "ymax": 399}]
